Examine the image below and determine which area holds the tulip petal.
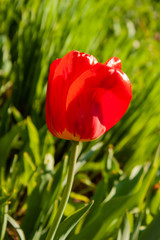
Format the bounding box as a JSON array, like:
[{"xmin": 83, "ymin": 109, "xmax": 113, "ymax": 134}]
[
  {"xmin": 65, "ymin": 64, "xmax": 108, "ymax": 140},
  {"xmin": 48, "ymin": 58, "xmax": 62, "ymax": 82},
  {"xmin": 66, "ymin": 87, "xmax": 106, "ymax": 140},
  {"xmin": 46, "ymin": 58, "xmax": 61, "ymax": 137},
  {"xmin": 46, "ymin": 51, "xmax": 98, "ymax": 137},
  {"xmin": 96, "ymin": 69, "xmax": 132, "ymax": 132},
  {"xmin": 105, "ymin": 57, "xmax": 122, "ymax": 70},
  {"xmin": 66, "ymin": 64, "xmax": 131, "ymax": 140},
  {"xmin": 45, "ymin": 51, "xmax": 132, "ymax": 141},
  {"xmin": 54, "ymin": 50, "xmax": 98, "ymax": 84}
]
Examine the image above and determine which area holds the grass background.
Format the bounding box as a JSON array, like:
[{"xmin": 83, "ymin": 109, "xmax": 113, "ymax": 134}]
[{"xmin": 0, "ymin": 0, "xmax": 160, "ymax": 239}]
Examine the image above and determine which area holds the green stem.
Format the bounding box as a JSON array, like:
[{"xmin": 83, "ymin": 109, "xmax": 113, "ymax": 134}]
[{"xmin": 46, "ymin": 141, "xmax": 80, "ymax": 240}]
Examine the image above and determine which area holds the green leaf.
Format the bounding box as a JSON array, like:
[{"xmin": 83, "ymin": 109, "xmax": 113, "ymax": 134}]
[
  {"xmin": 0, "ymin": 125, "xmax": 19, "ymax": 167},
  {"xmin": 138, "ymin": 145, "xmax": 160, "ymax": 206},
  {"xmin": 7, "ymin": 215, "xmax": 26, "ymax": 240},
  {"xmin": 72, "ymin": 193, "xmax": 140, "ymax": 240},
  {"xmin": 54, "ymin": 201, "xmax": 94, "ymax": 240},
  {"xmin": 111, "ymin": 165, "xmax": 144, "ymax": 198},
  {"xmin": 26, "ymin": 117, "xmax": 41, "ymax": 165},
  {"xmin": 11, "ymin": 106, "xmax": 23, "ymax": 122},
  {"xmin": 0, "ymin": 204, "xmax": 8, "ymax": 240},
  {"xmin": 118, "ymin": 213, "xmax": 130, "ymax": 240},
  {"xmin": 140, "ymin": 213, "xmax": 160, "ymax": 240},
  {"xmin": 21, "ymin": 152, "xmax": 36, "ymax": 192},
  {"xmin": 131, "ymin": 214, "xmax": 142, "ymax": 240},
  {"xmin": 41, "ymin": 130, "xmax": 55, "ymax": 161},
  {"xmin": 0, "ymin": 196, "xmax": 9, "ymax": 207},
  {"xmin": 150, "ymin": 189, "xmax": 160, "ymax": 215},
  {"xmin": 84, "ymin": 180, "xmax": 106, "ymax": 223},
  {"xmin": 21, "ymin": 156, "xmax": 68, "ymax": 239},
  {"xmin": 76, "ymin": 142, "xmax": 103, "ymax": 172}
]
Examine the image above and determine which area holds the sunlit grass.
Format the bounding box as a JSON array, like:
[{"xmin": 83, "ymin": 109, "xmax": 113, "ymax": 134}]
[{"xmin": 0, "ymin": 0, "xmax": 160, "ymax": 239}]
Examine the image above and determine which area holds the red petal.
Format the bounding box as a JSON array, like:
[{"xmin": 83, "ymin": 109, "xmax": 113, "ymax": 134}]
[
  {"xmin": 65, "ymin": 64, "xmax": 109, "ymax": 140},
  {"xmin": 66, "ymin": 64, "xmax": 131, "ymax": 140},
  {"xmin": 66, "ymin": 63, "xmax": 113, "ymax": 109},
  {"xmin": 48, "ymin": 58, "xmax": 61, "ymax": 82},
  {"xmin": 46, "ymin": 51, "xmax": 132, "ymax": 141},
  {"xmin": 66, "ymin": 87, "xmax": 106, "ymax": 140},
  {"xmin": 54, "ymin": 50, "xmax": 98, "ymax": 84},
  {"xmin": 95, "ymin": 69, "xmax": 132, "ymax": 131},
  {"xmin": 45, "ymin": 58, "xmax": 61, "ymax": 137},
  {"xmin": 45, "ymin": 51, "xmax": 98, "ymax": 138},
  {"xmin": 105, "ymin": 57, "xmax": 122, "ymax": 70}
]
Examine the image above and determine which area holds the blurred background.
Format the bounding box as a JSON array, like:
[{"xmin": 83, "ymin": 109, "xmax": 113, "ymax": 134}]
[{"xmin": 0, "ymin": 0, "xmax": 160, "ymax": 239}]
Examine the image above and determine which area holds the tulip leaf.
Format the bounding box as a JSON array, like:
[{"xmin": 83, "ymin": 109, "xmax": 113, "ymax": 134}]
[
  {"xmin": 0, "ymin": 196, "xmax": 9, "ymax": 207},
  {"xmin": 72, "ymin": 164, "xmax": 147, "ymax": 240},
  {"xmin": 76, "ymin": 142, "xmax": 103, "ymax": 172},
  {"xmin": 7, "ymin": 215, "xmax": 26, "ymax": 240},
  {"xmin": 26, "ymin": 117, "xmax": 41, "ymax": 165},
  {"xmin": 131, "ymin": 214, "xmax": 142, "ymax": 240},
  {"xmin": 0, "ymin": 125, "xmax": 19, "ymax": 167},
  {"xmin": 71, "ymin": 193, "xmax": 140, "ymax": 240},
  {"xmin": 139, "ymin": 213, "xmax": 160, "ymax": 240},
  {"xmin": 0, "ymin": 205, "xmax": 8, "ymax": 240},
  {"xmin": 54, "ymin": 201, "xmax": 94, "ymax": 240},
  {"xmin": 11, "ymin": 106, "xmax": 23, "ymax": 122},
  {"xmin": 21, "ymin": 157, "xmax": 68, "ymax": 239},
  {"xmin": 117, "ymin": 213, "xmax": 130, "ymax": 240},
  {"xmin": 84, "ymin": 180, "xmax": 106, "ymax": 223}
]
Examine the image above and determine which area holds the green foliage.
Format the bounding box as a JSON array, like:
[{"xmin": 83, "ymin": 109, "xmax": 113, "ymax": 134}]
[
  {"xmin": 0, "ymin": 0, "xmax": 160, "ymax": 239},
  {"xmin": 54, "ymin": 201, "xmax": 94, "ymax": 240}
]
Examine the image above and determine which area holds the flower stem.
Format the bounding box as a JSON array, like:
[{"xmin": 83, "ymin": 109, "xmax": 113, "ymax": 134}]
[{"xmin": 46, "ymin": 141, "xmax": 80, "ymax": 240}]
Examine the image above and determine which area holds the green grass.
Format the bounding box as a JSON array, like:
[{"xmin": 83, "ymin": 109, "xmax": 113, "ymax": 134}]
[{"xmin": 0, "ymin": 0, "xmax": 160, "ymax": 239}]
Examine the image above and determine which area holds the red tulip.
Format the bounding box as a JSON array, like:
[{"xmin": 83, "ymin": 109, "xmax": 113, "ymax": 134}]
[{"xmin": 45, "ymin": 50, "xmax": 132, "ymax": 141}]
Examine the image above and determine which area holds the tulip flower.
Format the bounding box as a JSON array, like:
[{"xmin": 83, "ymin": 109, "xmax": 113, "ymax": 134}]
[
  {"xmin": 45, "ymin": 50, "xmax": 132, "ymax": 142},
  {"xmin": 45, "ymin": 51, "xmax": 132, "ymax": 240}
]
